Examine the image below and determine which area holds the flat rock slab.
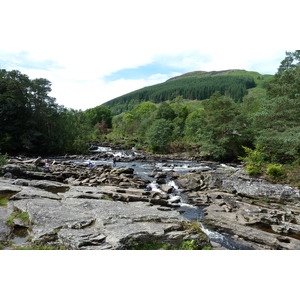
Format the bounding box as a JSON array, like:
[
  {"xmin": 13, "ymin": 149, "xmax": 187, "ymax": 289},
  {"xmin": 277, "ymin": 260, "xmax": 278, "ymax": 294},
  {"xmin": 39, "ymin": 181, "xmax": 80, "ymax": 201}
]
[
  {"xmin": 10, "ymin": 186, "xmax": 61, "ymax": 201},
  {"xmin": 11, "ymin": 197, "xmax": 206, "ymax": 249},
  {"xmin": 0, "ymin": 179, "xmax": 22, "ymax": 194}
]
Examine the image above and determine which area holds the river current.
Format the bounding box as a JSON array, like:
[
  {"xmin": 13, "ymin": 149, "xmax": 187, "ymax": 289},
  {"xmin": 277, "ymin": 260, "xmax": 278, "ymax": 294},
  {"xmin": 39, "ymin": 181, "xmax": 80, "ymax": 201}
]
[{"xmin": 79, "ymin": 146, "xmax": 253, "ymax": 250}]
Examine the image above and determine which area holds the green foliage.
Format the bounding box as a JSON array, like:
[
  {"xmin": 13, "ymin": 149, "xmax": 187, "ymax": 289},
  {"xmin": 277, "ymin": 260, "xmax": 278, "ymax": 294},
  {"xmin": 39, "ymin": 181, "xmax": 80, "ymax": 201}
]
[
  {"xmin": 184, "ymin": 109, "xmax": 203, "ymax": 142},
  {"xmin": 266, "ymin": 164, "xmax": 284, "ymax": 178},
  {"xmin": 129, "ymin": 239, "xmax": 204, "ymax": 250},
  {"xmin": 196, "ymin": 93, "xmax": 253, "ymax": 160},
  {"xmin": 6, "ymin": 207, "xmax": 30, "ymax": 227},
  {"xmin": 182, "ymin": 221, "xmax": 203, "ymax": 234},
  {"xmin": 0, "ymin": 197, "xmax": 9, "ymax": 207},
  {"xmin": 177, "ymin": 240, "xmax": 199, "ymax": 250},
  {"xmin": 129, "ymin": 242, "xmax": 170, "ymax": 250},
  {"xmin": 281, "ymin": 162, "xmax": 300, "ymax": 187},
  {"xmin": 202, "ymin": 245, "xmax": 213, "ymax": 250},
  {"xmin": 267, "ymin": 51, "xmax": 300, "ymax": 99},
  {"xmin": 146, "ymin": 119, "xmax": 174, "ymax": 153},
  {"xmin": 155, "ymin": 102, "xmax": 175, "ymax": 120},
  {"xmin": 250, "ymin": 52, "xmax": 300, "ymax": 164},
  {"xmin": 0, "ymin": 69, "xmax": 101, "ymax": 155},
  {"xmin": 132, "ymin": 101, "xmax": 157, "ymax": 119},
  {"xmin": 239, "ymin": 145, "xmax": 265, "ymax": 176},
  {"xmin": 245, "ymin": 165, "xmax": 263, "ymax": 176},
  {"xmin": 4, "ymin": 51, "xmax": 300, "ymax": 178},
  {"xmin": 84, "ymin": 105, "xmax": 113, "ymax": 127},
  {"xmin": 253, "ymin": 96, "xmax": 300, "ymax": 162},
  {"xmin": 104, "ymin": 74, "xmax": 256, "ymax": 114}
]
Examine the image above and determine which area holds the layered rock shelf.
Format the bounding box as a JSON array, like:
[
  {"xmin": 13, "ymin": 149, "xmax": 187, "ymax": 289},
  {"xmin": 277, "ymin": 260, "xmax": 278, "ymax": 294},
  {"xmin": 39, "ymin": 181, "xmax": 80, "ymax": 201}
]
[
  {"xmin": 176, "ymin": 168, "xmax": 300, "ymax": 249},
  {"xmin": 2, "ymin": 155, "xmax": 300, "ymax": 250},
  {"xmin": 0, "ymin": 157, "xmax": 210, "ymax": 250}
]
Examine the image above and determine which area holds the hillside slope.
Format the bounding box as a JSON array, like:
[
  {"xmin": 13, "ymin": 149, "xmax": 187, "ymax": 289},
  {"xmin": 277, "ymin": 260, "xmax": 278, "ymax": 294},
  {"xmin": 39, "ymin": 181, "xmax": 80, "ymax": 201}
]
[{"xmin": 103, "ymin": 69, "xmax": 273, "ymax": 115}]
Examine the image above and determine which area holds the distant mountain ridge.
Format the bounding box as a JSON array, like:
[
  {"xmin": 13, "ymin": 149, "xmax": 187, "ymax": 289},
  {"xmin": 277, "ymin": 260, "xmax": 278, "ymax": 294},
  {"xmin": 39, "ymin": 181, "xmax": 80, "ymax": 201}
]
[
  {"xmin": 103, "ymin": 69, "xmax": 273, "ymax": 115},
  {"xmin": 166, "ymin": 69, "xmax": 244, "ymax": 81}
]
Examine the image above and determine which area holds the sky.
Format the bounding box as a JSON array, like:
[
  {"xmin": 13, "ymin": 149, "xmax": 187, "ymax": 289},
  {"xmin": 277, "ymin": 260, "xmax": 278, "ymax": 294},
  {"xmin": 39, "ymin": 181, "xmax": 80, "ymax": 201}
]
[{"xmin": 0, "ymin": 0, "xmax": 298, "ymax": 110}]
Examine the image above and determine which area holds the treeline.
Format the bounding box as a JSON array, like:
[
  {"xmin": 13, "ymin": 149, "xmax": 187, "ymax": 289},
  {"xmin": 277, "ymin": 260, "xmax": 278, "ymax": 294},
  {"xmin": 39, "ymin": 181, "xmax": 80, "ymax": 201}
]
[
  {"xmin": 106, "ymin": 51, "xmax": 300, "ymax": 167},
  {"xmin": 2, "ymin": 51, "xmax": 300, "ymax": 175},
  {"xmin": 0, "ymin": 69, "xmax": 112, "ymax": 155},
  {"xmin": 104, "ymin": 75, "xmax": 256, "ymax": 114}
]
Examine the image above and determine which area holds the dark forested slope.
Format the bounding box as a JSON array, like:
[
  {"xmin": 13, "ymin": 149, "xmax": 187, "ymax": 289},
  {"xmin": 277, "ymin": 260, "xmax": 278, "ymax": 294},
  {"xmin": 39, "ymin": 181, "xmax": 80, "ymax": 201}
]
[{"xmin": 103, "ymin": 69, "xmax": 270, "ymax": 115}]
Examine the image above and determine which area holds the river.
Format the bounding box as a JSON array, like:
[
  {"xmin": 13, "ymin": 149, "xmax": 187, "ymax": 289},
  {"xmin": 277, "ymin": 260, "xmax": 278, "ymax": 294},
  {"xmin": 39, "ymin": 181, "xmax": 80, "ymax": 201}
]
[{"xmin": 77, "ymin": 146, "xmax": 254, "ymax": 250}]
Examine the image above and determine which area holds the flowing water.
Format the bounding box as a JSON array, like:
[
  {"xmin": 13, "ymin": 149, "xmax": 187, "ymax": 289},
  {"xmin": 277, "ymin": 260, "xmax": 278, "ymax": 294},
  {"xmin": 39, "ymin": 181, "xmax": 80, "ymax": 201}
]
[{"xmin": 81, "ymin": 147, "xmax": 253, "ymax": 249}]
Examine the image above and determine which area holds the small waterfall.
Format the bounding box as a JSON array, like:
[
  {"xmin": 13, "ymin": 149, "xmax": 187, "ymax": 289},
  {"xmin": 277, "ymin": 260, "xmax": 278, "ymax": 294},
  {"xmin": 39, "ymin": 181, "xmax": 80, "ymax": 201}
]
[{"xmin": 162, "ymin": 178, "xmax": 253, "ymax": 250}]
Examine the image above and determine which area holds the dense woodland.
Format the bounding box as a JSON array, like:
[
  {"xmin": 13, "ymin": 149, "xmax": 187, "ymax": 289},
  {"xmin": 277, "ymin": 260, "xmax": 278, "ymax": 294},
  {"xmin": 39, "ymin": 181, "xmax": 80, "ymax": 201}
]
[
  {"xmin": 1, "ymin": 51, "xmax": 300, "ymax": 184},
  {"xmin": 0, "ymin": 70, "xmax": 112, "ymax": 155},
  {"xmin": 104, "ymin": 71, "xmax": 257, "ymax": 114}
]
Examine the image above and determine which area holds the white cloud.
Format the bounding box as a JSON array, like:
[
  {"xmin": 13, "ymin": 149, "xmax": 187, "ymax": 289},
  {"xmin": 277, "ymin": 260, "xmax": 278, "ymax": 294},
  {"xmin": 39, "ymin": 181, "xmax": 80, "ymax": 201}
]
[{"xmin": 1, "ymin": 0, "xmax": 298, "ymax": 110}]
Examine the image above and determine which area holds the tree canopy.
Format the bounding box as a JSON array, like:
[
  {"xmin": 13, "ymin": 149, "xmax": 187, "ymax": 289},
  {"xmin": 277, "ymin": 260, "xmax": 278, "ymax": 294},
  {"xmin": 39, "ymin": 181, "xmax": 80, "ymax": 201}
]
[
  {"xmin": 2, "ymin": 51, "xmax": 300, "ymax": 168},
  {"xmin": 0, "ymin": 69, "xmax": 112, "ymax": 155},
  {"xmin": 104, "ymin": 74, "xmax": 256, "ymax": 114}
]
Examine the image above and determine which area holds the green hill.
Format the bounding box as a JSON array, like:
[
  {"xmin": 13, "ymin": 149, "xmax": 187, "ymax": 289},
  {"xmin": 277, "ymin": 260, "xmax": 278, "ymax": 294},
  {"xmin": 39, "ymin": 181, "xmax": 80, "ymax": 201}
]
[{"xmin": 103, "ymin": 69, "xmax": 273, "ymax": 115}]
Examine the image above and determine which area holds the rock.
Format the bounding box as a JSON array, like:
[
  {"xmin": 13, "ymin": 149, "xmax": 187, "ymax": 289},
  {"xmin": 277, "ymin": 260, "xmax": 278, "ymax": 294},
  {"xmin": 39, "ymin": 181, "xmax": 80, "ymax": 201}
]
[
  {"xmin": 175, "ymin": 174, "xmax": 206, "ymax": 191},
  {"xmin": 10, "ymin": 186, "xmax": 61, "ymax": 201},
  {"xmin": 12, "ymin": 196, "xmax": 209, "ymax": 249},
  {"xmin": 33, "ymin": 157, "xmax": 42, "ymax": 165},
  {"xmin": 57, "ymin": 229, "xmax": 108, "ymax": 249},
  {"xmin": 176, "ymin": 168, "xmax": 300, "ymax": 249},
  {"xmin": 0, "ymin": 176, "xmax": 211, "ymax": 250},
  {"xmin": 111, "ymin": 167, "xmax": 134, "ymax": 175},
  {"xmin": 0, "ymin": 206, "xmax": 13, "ymax": 242},
  {"xmin": 156, "ymin": 178, "xmax": 166, "ymax": 184},
  {"xmin": 202, "ymin": 195, "xmax": 300, "ymax": 249},
  {"xmin": 13, "ymin": 178, "xmax": 69, "ymax": 192},
  {"xmin": 203, "ymin": 168, "xmax": 300, "ymax": 204},
  {"xmin": 1, "ymin": 164, "xmax": 28, "ymax": 176},
  {"xmin": 160, "ymin": 184, "xmax": 174, "ymax": 193},
  {"xmin": 0, "ymin": 179, "xmax": 22, "ymax": 195},
  {"xmin": 6, "ymin": 155, "xmax": 300, "ymax": 250},
  {"xmin": 3, "ymin": 172, "xmax": 13, "ymax": 179}
]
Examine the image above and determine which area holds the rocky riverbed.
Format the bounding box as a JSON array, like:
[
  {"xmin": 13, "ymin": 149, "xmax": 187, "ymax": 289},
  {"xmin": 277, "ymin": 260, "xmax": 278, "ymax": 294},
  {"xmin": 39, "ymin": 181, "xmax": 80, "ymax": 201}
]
[
  {"xmin": 1, "ymin": 153, "xmax": 300, "ymax": 250},
  {"xmin": 0, "ymin": 156, "xmax": 210, "ymax": 250},
  {"xmin": 176, "ymin": 168, "xmax": 300, "ymax": 249}
]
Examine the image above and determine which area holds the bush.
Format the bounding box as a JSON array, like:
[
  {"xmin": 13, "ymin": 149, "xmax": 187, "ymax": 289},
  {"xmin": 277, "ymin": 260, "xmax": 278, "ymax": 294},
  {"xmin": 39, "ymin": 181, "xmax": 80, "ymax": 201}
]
[
  {"xmin": 239, "ymin": 145, "xmax": 265, "ymax": 176},
  {"xmin": 245, "ymin": 164, "xmax": 264, "ymax": 176},
  {"xmin": 266, "ymin": 164, "xmax": 284, "ymax": 178}
]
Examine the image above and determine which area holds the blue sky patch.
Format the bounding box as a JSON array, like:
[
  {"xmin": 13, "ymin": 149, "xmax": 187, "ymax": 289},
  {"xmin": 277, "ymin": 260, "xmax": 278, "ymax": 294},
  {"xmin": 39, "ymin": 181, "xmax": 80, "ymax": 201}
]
[
  {"xmin": 103, "ymin": 52, "xmax": 212, "ymax": 82},
  {"xmin": 103, "ymin": 61, "xmax": 185, "ymax": 82}
]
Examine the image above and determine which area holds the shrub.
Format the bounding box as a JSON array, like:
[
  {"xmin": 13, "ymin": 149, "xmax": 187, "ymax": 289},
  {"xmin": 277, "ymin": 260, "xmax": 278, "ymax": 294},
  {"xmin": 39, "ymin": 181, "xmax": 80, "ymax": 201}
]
[
  {"xmin": 179, "ymin": 240, "xmax": 199, "ymax": 250},
  {"xmin": 266, "ymin": 164, "xmax": 284, "ymax": 178},
  {"xmin": 245, "ymin": 164, "xmax": 263, "ymax": 176},
  {"xmin": 239, "ymin": 145, "xmax": 265, "ymax": 176}
]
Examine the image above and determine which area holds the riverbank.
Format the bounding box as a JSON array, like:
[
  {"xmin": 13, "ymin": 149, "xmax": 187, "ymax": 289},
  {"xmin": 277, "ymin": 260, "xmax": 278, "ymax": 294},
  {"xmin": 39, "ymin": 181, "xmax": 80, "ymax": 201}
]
[
  {"xmin": 0, "ymin": 155, "xmax": 211, "ymax": 250},
  {"xmin": 1, "ymin": 152, "xmax": 300, "ymax": 250}
]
